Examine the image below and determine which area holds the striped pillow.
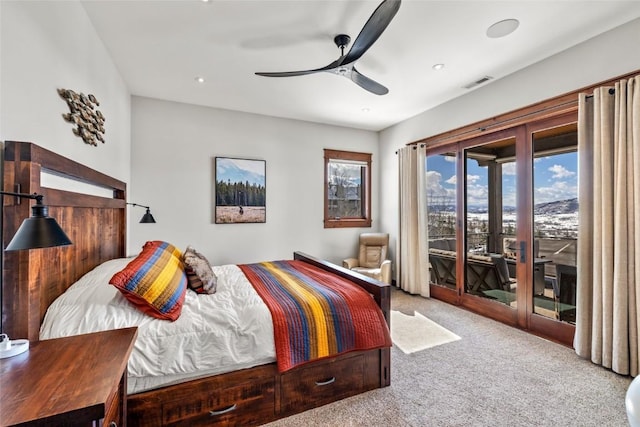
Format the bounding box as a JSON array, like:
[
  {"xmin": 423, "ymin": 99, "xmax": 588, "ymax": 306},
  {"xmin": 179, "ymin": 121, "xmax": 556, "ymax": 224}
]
[{"xmin": 110, "ymin": 241, "xmax": 188, "ymax": 321}]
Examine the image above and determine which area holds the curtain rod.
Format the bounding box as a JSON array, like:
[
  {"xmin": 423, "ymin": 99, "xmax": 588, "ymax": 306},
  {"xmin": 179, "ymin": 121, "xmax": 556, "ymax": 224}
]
[
  {"xmin": 395, "ymin": 144, "xmax": 425, "ymax": 155},
  {"xmin": 585, "ymin": 88, "xmax": 616, "ymax": 99}
]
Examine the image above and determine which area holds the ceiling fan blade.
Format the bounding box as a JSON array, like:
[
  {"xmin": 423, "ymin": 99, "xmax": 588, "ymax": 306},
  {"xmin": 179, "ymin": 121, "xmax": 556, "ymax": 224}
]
[
  {"xmin": 256, "ymin": 70, "xmax": 320, "ymax": 78},
  {"xmin": 256, "ymin": 58, "xmax": 344, "ymax": 78},
  {"xmin": 351, "ymin": 67, "xmax": 389, "ymax": 95},
  {"xmin": 341, "ymin": 0, "xmax": 401, "ymax": 66}
]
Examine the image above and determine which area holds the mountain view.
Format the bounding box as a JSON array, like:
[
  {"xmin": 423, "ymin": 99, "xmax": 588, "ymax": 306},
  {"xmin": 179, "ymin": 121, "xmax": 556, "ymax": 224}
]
[
  {"xmin": 534, "ymin": 198, "xmax": 578, "ymax": 215},
  {"xmin": 500, "ymin": 197, "xmax": 578, "ymax": 215},
  {"xmin": 469, "ymin": 198, "xmax": 578, "ymax": 215}
]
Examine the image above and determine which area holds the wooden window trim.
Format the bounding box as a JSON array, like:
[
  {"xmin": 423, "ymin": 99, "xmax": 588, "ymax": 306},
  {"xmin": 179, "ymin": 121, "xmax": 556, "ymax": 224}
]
[{"xmin": 324, "ymin": 149, "xmax": 372, "ymax": 228}]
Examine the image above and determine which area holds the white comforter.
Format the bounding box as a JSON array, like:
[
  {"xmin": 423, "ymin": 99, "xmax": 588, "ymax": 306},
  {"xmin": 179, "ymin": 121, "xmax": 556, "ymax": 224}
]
[{"xmin": 40, "ymin": 258, "xmax": 276, "ymax": 394}]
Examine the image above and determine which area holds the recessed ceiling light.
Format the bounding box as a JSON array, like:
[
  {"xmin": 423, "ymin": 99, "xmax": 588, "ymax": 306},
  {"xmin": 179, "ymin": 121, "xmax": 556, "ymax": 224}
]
[
  {"xmin": 361, "ymin": 107, "xmax": 370, "ymax": 113},
  {"xmin": 432, "ymin": 63, "xmax": 445, "ymax": 71},
  {"xmin": 486, "ymin": 19, "xmax": 519, "ymax": 38},
  {"xmin": 195, "ymin": 76, "xmax": 205, "ymax": 83}
]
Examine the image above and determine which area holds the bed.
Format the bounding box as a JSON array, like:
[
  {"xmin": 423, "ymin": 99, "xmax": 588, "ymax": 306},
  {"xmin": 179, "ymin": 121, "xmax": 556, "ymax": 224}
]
[{"xmin": 2, "ymin": 141, "xmax": 391, "ymax": 426}]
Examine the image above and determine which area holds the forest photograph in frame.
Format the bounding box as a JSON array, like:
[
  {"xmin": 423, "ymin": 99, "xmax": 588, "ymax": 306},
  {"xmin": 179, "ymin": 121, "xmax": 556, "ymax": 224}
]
[{"xmin": 214, "ymin": 157, "xmax": 266, "ymax": 224}]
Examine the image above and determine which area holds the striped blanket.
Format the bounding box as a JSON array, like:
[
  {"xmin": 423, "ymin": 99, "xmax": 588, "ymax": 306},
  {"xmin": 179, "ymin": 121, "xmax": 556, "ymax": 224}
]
[{"xmin": 238, "ymin": 260, "xmax": 391, "ymax": 372}]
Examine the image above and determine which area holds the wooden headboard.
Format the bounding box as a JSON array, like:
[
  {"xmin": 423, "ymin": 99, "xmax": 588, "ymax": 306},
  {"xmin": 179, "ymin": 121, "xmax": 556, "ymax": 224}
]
[{"xmin": 2, "ymin": 141, "xmax": 126, "ymax": 341}]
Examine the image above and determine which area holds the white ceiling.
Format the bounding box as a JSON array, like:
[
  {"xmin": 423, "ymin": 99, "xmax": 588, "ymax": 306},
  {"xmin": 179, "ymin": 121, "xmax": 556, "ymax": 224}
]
[{"xmin": 81, "ymin": 0, "xmax": 640, "ymax": 132}]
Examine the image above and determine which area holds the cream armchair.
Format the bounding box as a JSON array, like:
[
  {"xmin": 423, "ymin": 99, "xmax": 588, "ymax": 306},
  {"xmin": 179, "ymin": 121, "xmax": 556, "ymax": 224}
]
[{"xmin": 343, "ymin": 233, "xmax": 392, "ymax": 284}]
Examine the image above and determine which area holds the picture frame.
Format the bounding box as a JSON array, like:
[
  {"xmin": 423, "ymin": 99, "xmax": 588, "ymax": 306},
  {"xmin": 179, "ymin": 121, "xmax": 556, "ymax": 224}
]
[{"xmin": 214, "ymin": 157, "xmax": 266, "ymax": 224}]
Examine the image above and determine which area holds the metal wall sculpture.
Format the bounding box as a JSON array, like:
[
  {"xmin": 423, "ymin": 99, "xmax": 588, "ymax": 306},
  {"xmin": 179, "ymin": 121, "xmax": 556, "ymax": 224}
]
[{"xmin": 58, "ymin": 88, "xmax": 105, "ymax": 146}]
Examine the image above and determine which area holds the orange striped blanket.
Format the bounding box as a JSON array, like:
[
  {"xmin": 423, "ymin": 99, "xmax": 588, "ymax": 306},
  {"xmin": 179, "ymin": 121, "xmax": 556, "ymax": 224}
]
[{"xmin": 238, "ymin": 260, "xmax": 391, "ymax": 372}]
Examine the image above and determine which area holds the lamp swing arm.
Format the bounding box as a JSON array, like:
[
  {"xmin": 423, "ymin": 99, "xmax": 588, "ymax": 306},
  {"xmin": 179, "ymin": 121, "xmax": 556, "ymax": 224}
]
[
  {"xmin": 126, "ymin": 202, "xmax": 150, "ymax": 210},
  {"xmin": 0, "ymin": 190, "xmax": 43, "ymax": 204}
]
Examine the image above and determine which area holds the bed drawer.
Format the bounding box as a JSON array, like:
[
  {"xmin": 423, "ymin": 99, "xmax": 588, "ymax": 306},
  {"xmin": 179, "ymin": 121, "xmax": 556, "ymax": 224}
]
[
  {"xmin": 161, "ymin": 377, "xmax": 275, "ymax": 426},
  {"xmin": 280, "ymin": 354, "xmax": 364, "ymax": 413}
]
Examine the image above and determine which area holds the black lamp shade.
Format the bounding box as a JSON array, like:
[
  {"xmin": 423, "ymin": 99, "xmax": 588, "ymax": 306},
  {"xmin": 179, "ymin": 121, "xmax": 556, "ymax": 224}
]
[
  {"xmin": 5, "ymin": 201, "xmax": 72, "ymax": 251},
  {"xmin": 140, "ymin": 208, "xmax": 156, "ymax": 223}
]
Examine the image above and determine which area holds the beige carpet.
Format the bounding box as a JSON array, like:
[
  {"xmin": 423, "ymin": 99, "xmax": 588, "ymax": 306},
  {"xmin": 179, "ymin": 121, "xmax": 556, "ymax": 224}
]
[
  {"xmin": 390, "ymin": 309, "xmax": 460, "ymax": 354},
  {"xmin": 265, "ymin": 288, "xmax": 632, "ymax": 427}
]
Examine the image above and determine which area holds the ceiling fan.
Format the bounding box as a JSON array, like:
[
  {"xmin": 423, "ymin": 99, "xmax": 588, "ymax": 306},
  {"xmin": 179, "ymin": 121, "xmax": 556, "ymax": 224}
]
[{"xmin": 255, "ymin": 0, "xmax": 401, "ymax": 96}]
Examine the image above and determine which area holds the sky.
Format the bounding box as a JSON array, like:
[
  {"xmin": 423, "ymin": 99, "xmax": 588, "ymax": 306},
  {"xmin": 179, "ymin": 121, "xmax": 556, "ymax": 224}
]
[
  {"xmin": 426, "ymin": 151, "xmax": 578, "ymax": 208},
  {"xmin": 216, "ymin": 157, "xmax": 266, "ymax": 186}
]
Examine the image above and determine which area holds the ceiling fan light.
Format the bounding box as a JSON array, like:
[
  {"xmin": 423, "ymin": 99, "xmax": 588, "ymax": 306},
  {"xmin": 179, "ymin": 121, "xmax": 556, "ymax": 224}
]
[{"xmin": 487, "ymin": 19, "xmax": 520, "ymax": 38}]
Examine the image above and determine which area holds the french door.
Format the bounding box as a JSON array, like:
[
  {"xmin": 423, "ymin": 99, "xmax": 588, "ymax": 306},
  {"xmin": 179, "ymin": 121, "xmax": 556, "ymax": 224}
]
[{"xmin": 427, "ymin": 114, "xmax": 577, "ymax": 345}]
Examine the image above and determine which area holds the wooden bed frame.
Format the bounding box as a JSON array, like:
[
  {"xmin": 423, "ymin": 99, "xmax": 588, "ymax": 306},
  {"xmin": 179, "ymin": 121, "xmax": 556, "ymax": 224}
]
[{"xmin": 2, "ymin": 141, "xmax": 391, "ymax": 426}]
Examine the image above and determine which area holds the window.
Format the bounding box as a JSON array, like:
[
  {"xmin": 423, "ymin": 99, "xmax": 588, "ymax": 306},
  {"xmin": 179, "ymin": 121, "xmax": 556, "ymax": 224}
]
[{"xmin": 324, "ymin": 149, "xmax": 371, "ymax": 228}]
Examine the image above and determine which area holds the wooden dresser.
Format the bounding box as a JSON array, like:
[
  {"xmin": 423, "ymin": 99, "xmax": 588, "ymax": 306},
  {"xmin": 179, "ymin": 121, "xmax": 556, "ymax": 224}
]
[{"xmin": 0, "ymin": 327, "xmax": 137, "ymax": 427}]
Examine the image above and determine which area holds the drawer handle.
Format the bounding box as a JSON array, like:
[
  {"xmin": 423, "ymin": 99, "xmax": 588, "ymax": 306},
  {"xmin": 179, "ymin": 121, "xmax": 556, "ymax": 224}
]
[
  {"xmin": 315, "ymin": 377, "xmax": 336, "ymax": 386},
  {"xmin": 209, "ymin": 404, "xmax": 237, "ymax": 416}
]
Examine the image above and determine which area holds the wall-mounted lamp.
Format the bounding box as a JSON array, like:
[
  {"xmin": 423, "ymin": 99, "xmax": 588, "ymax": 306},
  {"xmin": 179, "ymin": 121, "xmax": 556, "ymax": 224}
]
[
  {"xmin": 0, "ymin": 191, "xmax": 72, "ymax": 359},
  {"xmin": 127, "ymin": 202, "xmax": 156, "ymax": 223}
]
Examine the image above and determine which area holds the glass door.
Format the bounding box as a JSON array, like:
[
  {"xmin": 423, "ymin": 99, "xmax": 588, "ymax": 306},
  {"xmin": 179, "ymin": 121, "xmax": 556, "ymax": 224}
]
[
  {"xmin": 531, "ymin": 125, "xmax": 577, "ymax": 322},
  {"xmin": 426, "ymin": 149, "xmax": 459, "ymax": 304},
  {"xmin": 424, "ymin": 116, "xmax": 578, "ymax": 346},
  {"xmin": 527, "ymin": 120, "xmax": 578, "ymax": 343},
  {"xmin": 460, "ymin": 131, "xmax": 522, "ymax": 326}
]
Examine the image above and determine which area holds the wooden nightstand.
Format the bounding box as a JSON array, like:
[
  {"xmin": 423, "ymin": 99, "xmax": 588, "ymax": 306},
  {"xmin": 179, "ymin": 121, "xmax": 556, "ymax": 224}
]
[{"xmin": 0, "ymin": 327, "xmax": 137, "ymax": 427}]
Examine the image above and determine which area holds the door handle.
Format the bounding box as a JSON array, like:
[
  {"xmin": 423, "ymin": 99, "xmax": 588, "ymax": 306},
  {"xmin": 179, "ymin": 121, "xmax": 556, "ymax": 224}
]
[{"xmin": 520, "ymin": 241, "xmax": 526, "ymax": 263}]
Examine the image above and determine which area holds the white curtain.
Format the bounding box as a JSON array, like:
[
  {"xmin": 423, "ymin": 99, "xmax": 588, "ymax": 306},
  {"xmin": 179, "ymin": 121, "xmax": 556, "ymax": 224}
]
[
  {"xmin": 575, "ymin": 75, "xmax": 640, "ymax": 375},
  {"xmin": 397, "ymin": 146, "xmax": 430, "ymax": 296}
]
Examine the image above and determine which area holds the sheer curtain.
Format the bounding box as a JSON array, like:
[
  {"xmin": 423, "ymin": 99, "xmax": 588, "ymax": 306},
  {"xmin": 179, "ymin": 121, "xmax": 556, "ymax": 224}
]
[
  {"xmin": 397, "ymin": 146, "xmax": 429, "ymax": 296},
  {"xmin": 575, "ymin": 75, "xmax": 640, "ymax": 375}
]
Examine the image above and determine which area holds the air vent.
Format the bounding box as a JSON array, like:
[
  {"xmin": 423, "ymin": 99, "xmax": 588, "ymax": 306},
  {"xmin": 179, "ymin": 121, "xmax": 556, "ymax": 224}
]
[{"xmin": 463, "ymin": 75, "xmax": 494, "ymax": 89}]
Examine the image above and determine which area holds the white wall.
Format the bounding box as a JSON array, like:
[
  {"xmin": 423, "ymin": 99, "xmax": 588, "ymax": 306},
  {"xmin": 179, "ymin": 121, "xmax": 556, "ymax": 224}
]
[
  {"xmin": 379, "ymin": 18, "xmax": 640, "ymax": 272},
  {"xmin": 0, "ymin": 0, "xmax": 131, "ymax": 184},
  {"xmin": 130, "ymin": 96, "xmax": 379, "ymax": 265}
]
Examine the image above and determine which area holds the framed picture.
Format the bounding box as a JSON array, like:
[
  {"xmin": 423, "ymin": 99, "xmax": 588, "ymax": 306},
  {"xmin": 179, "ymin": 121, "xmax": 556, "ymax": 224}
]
[{"xmin": 214, "ymin": 157, "xmax": 266, "ymax": 224}]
